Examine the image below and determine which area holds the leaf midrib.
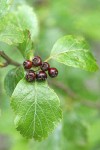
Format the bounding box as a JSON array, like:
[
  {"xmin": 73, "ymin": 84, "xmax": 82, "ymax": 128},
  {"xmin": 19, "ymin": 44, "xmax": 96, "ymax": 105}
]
[
  {"xmin": 50, "ymin": 49, "xmax": 89, "ymax": 60},
  {"xmin": 33, "ymin": 81, "xmax": 37, "ymax": 137}
]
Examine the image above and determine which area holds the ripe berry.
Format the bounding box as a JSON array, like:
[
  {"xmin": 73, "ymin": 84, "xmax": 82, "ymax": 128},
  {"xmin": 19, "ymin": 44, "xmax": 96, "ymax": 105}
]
[
  {"xmin": 32, "ymin": 56, "xmax": 42, "ymax": 67},
  {"xmin": 40, "ymin": 62, "xmax": 50, "ymax": 71},
  {"xmin": 26, "ymin": 70, "xmax": 36, "ymax": 82},
  {"xmin": 48, "ymin": 68, "xmax": 58, "ymax": 78},
  {"xmin": 36, "ymin": 71, "xmax": 47, "ymax": 81},
  {"xmin": 23, "ymin": 60, "xmax": 32, "ymax": 69}
]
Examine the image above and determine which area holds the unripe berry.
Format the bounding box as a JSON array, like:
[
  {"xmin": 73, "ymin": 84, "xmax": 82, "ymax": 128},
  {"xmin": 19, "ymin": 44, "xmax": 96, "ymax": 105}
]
[
  {"xmin": 23, "ymin": 60, "xmax": 32, "ymax": 69},
  {"xmin": 32, "ymin": 56, "xmax": 42, "ymax": 67},
  {"xmin": 48, "ymin": 68, "xmax": 58, "ymax": 78},
  {"xmin": 40, "ymin": 62, "xmax": 50, "ymax": 71},
  {"xmin": 26, "ymin": 70, "xmax": 36, "ymax": 82},
  {"xmin": 36, "ymin": 71, "xmax": 47, "ymax": 81}
]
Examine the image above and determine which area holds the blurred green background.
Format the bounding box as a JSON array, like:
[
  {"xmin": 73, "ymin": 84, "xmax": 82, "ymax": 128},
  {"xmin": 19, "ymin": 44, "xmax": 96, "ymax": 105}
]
[{"xmin": 0, "ymin": 0, "xmax": 100, "ymax": 150}]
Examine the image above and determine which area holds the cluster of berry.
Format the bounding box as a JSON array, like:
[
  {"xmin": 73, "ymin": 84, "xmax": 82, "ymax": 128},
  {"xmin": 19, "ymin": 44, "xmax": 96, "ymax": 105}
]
[{"xmin": 23, "ymin": 56, "xmax": 58, "ymax": 82}]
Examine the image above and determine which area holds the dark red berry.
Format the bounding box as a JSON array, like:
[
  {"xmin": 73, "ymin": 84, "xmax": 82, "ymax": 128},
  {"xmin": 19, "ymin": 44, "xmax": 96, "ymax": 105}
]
[
  {"xmin": 23, "ymin": 60, "xmax": 32, "ymax": 69},
  {"xmin": 40, "ymin": 62, "xmax": 50, "ymax": 71},
  {"xmin": 26, "ymin": 70, "xmax": 36, "ymax": 82},
  {"xmin": 48, "ymin": 68, "xmax": 58, "ymax": 78},
  {"xmin": 32, "ymin": 56, "xmax": 42, "ymax": 67},
  {"xmin": 36, "ymin": 71, "xmax": 47, "ymax": 81}
]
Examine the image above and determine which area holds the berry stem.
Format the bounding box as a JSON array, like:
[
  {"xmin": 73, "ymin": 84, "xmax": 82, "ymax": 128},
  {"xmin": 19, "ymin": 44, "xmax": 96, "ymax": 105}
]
[
  {"xmin": 34, "ymin": 68, "xmax": 40, "ymax": 72},
  {"xmin": 45, "ymin": 56, "xmax": 52, "ymax": 62},
  {"xmin": 0, "ymin": 51, "xmax": 21, "ymax": 68}
]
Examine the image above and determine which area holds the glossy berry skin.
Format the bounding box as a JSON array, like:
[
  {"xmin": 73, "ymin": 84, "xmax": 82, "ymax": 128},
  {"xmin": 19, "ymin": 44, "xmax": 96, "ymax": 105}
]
[
  {"xmin": 26, "ymin": 70, "xmax": 36, "ymax": 82},
  {"xmin": 40, "ymin": 62, "xmax": 50, "ymax": 71},
  {"xmin": 36, "ymin": 71, "xmax": 47, "ymax": 81},
  {"xmin": 32, "ymin": 56, "xmax": 42, "ymax": 67},
  {"xmin": 23, "ymin": 60, "xmax": 32, "ymax": 69},
  {"xmin": 48, "ymin": 68, "xmax": 58, "ymax": 78}
]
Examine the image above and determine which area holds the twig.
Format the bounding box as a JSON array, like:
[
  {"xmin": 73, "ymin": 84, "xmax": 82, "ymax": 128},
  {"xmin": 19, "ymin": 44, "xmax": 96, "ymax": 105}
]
[
  {"xmin": 81, "ymin": 100, "xmax": 100, "ymax": 109},
  {"xmin": 48, "ymin": 80, "xmax": 76, "ymax": 99},
  {"xmin": 49, "ymin": 80, "xmax": 100, "ymax": 109},
  {"xmin": 0, "ymin": 51, "xmax": 21, "ymax": 67}
]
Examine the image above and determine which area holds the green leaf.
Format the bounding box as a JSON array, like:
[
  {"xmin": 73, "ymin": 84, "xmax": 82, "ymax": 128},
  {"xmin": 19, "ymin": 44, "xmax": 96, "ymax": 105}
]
[
  {"xmin": 50, "ymin": 35, "xmax": 98, "ymax": 72},
  {"xmin": 0, "ymin": 0, "xmax": 13, "ymax": 18},
  {"xmin": 63, "ymin": 112, "xmax": 88, "ymax": 145},
  {"xmin": 11, "ymin": 79, "xmax": 62, "ymax": 141},
  {"xmin": 30, "ymin": 111, "xmax": 88, "ymax": 150},
  {"xmin": 4, "ymin": 67, "xmax": 24, "ymax": 97},
  {"xmin": 15, "ymin": 5, "xmax": 39, "ymax": 41},
  {"xmin": 18, "ymin": 31, "xmax": 34, "ymax": 59},
  {"xmin": 0, "ymin": 15, "xmax": 24, "ymax": 45}
]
